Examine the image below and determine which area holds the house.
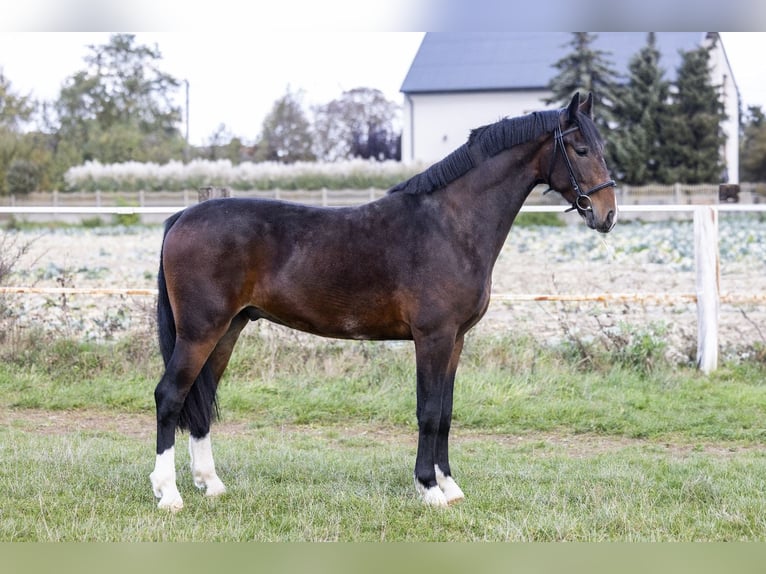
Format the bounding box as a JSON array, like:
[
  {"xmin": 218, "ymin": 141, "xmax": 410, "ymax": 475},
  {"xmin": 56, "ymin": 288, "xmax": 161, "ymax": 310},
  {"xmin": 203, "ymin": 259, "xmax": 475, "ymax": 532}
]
[{"xmin": 400, "ymin": 32, "xmax": 739, "ymax": 183}]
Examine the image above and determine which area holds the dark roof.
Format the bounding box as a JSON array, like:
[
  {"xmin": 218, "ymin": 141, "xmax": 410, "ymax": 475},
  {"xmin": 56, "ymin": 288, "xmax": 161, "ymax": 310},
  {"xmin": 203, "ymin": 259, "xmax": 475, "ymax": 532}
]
[{"xmin": 400, "ymin": 32, "xmax": 710, "ymax": 94}]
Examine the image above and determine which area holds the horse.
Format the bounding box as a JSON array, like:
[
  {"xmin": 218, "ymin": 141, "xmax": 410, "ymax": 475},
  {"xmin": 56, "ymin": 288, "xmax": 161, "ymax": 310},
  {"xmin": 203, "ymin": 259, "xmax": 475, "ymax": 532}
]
[{"xmin": 150, "ymin": 92, "xmax": 617, "ymax": 511}]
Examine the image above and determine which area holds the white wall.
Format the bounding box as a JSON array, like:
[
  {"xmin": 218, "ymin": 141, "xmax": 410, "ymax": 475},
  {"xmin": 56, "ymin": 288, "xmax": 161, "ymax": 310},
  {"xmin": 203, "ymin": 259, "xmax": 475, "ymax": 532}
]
[
  {"xmin": 402, "ymin": 90, "xmax": 550, "ymax": 163},
  {"xmin": 708, "ymin": 37, "xmax": 740, "ymax": 183}
]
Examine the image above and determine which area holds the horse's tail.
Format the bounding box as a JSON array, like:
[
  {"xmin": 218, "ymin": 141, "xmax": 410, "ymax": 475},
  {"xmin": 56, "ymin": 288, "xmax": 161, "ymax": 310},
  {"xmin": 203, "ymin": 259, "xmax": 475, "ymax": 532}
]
[{"xmin": 157, "ymin": 210, "xmax": 218, "ymax": 432}]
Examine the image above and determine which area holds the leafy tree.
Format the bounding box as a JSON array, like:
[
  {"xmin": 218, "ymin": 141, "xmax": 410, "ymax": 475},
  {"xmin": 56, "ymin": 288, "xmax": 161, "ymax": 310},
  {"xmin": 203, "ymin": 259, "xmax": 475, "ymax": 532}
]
[
  {"xmin": 544, "ymin": 33, "xmax": 622, "ymax": 129},
  {"xmin": 5, "ymin": 158, "xmax": 40, "ymax": 195},
  {"xmin": 659, "ymin": 41, "xmax": 727, "ymax": 184},
  {"xmin": 740, "ymin": 105, "xmax": 766, "ymax": 181},
  {"xmin": 0, "ymin": 70, "xmax": 36, "ymax": 194},
  {"xmin": 54, "ymin": 34, "xmax": 185, "ymax": 165},
  {"xmin": 610, "ymin": 33, "xmax": 672, "ymax": 184},
  {"xmin": 0, "ymin": 70, "xmax": 35, "ymax": 130},
  {"xmin": 255, "ymin": 88, "xmax": 315, "ymax": 163},
  {"xmin": 201, "ymin": 123, "xmax": 244, "ymax": 162},
  {"xmin": 312, "ymin": 88, "xmax": 400, "ymax": 161}
]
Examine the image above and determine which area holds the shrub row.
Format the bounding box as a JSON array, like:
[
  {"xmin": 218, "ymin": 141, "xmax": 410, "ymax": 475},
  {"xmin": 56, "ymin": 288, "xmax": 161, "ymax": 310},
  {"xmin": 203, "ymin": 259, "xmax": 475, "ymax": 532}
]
[{"xmin": 64, "ymin": 159, "xmax": 426, "ymax": 193}]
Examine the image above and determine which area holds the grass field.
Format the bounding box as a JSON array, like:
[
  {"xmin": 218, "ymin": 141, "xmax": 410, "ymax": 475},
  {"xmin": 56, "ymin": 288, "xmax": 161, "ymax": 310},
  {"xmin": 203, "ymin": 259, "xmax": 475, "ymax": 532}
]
[{"xmin": 2, "ymin": 323, "xmax": 766, "ymax": 541}]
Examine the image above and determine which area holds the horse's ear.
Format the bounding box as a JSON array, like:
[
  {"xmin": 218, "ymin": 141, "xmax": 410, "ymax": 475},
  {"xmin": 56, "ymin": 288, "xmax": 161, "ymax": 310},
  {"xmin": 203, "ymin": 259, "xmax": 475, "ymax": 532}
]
[
  {"xmin": 566, "ymin": 92, "xmax": 581, "ymax": 121},
  {"xmin": 579, "ymin": 92, "xmax": 594, "ymax": 119}
]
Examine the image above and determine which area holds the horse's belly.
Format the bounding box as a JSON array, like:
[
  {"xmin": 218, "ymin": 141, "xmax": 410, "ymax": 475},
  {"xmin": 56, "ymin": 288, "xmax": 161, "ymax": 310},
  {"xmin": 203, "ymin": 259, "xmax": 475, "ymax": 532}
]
[{"xmin": 253, "ymin": 290, "xmax": 413, "ymax": 341}]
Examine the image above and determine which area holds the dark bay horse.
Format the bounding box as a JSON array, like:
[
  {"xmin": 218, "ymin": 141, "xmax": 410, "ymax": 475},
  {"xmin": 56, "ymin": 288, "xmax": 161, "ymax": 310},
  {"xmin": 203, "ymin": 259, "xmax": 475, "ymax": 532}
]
[{"xmin": 150, "ymin": 92, "xmax": 617, "ymax": 511}]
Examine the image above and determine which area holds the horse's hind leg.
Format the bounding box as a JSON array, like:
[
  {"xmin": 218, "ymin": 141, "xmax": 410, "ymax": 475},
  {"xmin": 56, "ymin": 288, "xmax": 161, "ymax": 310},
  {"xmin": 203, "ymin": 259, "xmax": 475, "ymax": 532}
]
[
  {"xmin": 188, "ymin": 312, "xmax": 250, "ymax": 498},
  {"xmin": 151, "ymin": 336, "xmax": 219, "ymax": 511}
]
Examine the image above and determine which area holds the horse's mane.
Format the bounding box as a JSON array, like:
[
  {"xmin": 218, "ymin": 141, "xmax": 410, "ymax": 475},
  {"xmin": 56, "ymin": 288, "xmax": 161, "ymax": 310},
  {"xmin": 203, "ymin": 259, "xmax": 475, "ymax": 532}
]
[{"xmin": 389, "ymin": 108, "xmax": 601, "ymax": 195}]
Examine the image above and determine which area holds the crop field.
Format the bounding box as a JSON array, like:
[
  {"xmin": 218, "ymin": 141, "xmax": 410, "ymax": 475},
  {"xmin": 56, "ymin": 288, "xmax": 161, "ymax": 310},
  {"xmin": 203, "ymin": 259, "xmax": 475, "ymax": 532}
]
[{"xmin": 1, "ymin": 214, "xmax": 766, "ymax": 541}]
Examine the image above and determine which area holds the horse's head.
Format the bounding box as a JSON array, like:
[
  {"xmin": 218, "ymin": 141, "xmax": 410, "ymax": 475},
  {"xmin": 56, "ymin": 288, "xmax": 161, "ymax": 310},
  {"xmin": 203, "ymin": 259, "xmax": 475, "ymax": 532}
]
[{"xmin": 544, "ymin": 92, "xmax": 617, "ymax": 233}]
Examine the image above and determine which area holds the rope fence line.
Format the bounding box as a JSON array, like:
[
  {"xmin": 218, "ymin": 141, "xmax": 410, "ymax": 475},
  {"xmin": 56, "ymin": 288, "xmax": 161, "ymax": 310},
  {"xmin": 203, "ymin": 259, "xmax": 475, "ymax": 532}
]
[
  {"xmin": 0, "ymin": 286, "xmax": 159, "ymax": 296},
  {"xmin": 2, "ymin": 286, "xmax": 766, "ymax": 307}
]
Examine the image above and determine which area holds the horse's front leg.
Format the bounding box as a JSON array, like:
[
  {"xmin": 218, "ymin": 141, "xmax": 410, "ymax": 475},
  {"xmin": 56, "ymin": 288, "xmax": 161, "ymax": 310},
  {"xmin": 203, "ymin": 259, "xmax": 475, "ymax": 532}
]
[
  {"xmin": 413, "ymin": 330, "xmax": 459, "ymax": 507},
  {"xmin": 434, "ymin": 334, "xmax": 465, "ymax": 504}
]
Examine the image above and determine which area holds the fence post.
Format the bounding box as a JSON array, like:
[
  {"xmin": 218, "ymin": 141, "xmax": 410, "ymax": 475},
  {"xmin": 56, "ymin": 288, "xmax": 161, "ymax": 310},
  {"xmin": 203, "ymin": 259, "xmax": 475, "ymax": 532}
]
[
  {"xmin": 197, "ymin": 186, "xmax": 231, "ymax": 202},
  {"xmin": 694, "ymin": 206, "xmax": 720, "ymax": 373}
]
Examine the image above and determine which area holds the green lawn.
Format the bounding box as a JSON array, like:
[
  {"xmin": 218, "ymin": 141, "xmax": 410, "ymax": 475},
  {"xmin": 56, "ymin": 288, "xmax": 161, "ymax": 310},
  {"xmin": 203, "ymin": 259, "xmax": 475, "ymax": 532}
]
[{"xmin": 2, "ymin": 328, "xmax": 766, "ymax": 541}]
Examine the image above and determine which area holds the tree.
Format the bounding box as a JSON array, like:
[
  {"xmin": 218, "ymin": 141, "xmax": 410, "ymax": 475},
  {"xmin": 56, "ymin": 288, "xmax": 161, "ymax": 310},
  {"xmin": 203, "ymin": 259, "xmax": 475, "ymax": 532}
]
[
  {"xmin": 312, "ymin": 88, "xmax": 400, "ymax": 161},
  {"xmin": 0, "ymin": 70, "xmax": 36, "ymax": 194},
  {"xmin": 544, "ymin": 33, "xmax": 622, "ymax": 130},
  {"xmin": 610, "ymin": 33, "xmax": 672, "ymax": 184},
  {"xmin": 659, "ymin": 41, "xmax": 727, "ymax": 184},
  {"xmin": 54, "ymin": 34, "xmax": 185, "ymax": 165},
  {"xmin": 0, "ymin": 70, "xmax": 34, "ymax": 131},
  {"xmin": 740, "ymin": 105, "xmax": 766, "ymax": 181},
  {"xmin": 255, "ymin": 89, "xmax": 314, "ymax": 163}
]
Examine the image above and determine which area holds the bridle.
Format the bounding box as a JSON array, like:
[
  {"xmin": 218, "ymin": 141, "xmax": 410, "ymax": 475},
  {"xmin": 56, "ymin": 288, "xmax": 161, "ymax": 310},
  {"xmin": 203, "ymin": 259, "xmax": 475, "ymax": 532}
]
[{"xmin": 545, "ymin": 124, "xmax": 616, "ymax": 213}]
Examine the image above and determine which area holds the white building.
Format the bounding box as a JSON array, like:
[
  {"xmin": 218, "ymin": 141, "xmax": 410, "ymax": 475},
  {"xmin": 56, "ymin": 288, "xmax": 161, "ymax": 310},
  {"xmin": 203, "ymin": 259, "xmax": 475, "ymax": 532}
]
[{"xmin": 400, "ymin": 32, "xmax": 739, "ymax": 183}]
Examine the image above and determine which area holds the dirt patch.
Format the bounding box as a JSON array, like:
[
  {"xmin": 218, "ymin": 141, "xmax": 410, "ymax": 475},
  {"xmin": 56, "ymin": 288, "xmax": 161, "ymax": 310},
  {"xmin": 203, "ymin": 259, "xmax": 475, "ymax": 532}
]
[{"xmin": 3, "ymin": 406, "xmax": 763, "ymax": 460}]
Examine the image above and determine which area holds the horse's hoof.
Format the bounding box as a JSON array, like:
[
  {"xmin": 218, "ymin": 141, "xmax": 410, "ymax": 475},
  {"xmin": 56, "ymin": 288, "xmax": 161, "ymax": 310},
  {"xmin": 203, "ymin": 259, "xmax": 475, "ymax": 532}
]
[
  {"xmin": 203, "ymin": 478, "xmax": 226, "ymax": 498},
  {"xmin": 157, "ymin": 493, "xmax": 184, "ymax": 512},
  {"xmin": 446, "ymin": 491, "xmax": 465, "ymax": 505},
  {"xmin": 435, "ymin": 467, "xmax": 465, "ymax": 504},
  {"xmin": 421, "ymin": 485, "xmax": 449, "ymax": 507},
  {"xmin": 414, "ymin": 476, "xmax": 449, "ymax": 507}
]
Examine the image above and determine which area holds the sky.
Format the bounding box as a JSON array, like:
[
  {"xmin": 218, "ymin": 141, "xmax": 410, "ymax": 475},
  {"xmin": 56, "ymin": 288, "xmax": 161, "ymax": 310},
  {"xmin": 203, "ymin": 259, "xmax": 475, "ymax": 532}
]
[
  {"xmin": 0, "ymin": 32, "xmax": 764, "ymax": 147},
  {"xmin": 0, "ymin": 32, "xmax": 426, "ymax": 146}
]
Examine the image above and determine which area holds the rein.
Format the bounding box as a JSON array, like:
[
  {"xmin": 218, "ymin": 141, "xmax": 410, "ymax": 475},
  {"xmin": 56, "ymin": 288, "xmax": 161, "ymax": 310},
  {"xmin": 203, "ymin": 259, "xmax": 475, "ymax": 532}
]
[{"xmin": 545, "ymin": 124, "xmax": 616, "ymax": 213}]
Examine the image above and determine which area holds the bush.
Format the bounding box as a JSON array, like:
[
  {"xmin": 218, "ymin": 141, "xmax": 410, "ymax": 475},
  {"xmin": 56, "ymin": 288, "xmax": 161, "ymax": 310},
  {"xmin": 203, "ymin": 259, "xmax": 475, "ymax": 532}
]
[
  {"xmin": 64, "ymin": 159, "xmax": 425, "ymax": 193},
  {"xmin": 514, "ymin": 211, "xmax": 565, "ymax": 227},
  {"xmin": 5, "ymin": 159, "xmax": 41, "ymax": 195},
  {"xmin": 0, "ymin": 232, "xmax": 34, "ymax": 346},
  {"xmin": 111, "ymin": 198, "xmax": 141, "ymax": 226}
]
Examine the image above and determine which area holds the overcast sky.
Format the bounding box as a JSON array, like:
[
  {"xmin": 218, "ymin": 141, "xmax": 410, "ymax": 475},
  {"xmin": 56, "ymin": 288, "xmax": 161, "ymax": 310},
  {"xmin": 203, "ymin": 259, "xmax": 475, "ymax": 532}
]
[{"xmin": 0, "ymin": 32, "xmax": 763, "ymax": 146}]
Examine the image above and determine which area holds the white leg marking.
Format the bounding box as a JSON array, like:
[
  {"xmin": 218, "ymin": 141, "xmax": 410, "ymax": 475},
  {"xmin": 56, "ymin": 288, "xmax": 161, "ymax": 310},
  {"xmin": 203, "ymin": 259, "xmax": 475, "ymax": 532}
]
[
  {"xmin": 414, "ymin": 474, "xmax": 448, "ymax": 507},
  {"xmin": 189, "ymin": 434, "xmax": 226, "ymax": 498},
  {"xmin": 435, "ymin": 465, "xmax": 465, "ymax": 504},
  {"xmin": 150, "ymin": 447, "xmax": 184, "ymax": 512}
]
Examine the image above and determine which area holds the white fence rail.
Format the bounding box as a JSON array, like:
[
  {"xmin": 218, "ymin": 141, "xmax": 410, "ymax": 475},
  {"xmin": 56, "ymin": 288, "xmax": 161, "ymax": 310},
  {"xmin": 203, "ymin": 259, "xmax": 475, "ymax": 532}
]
[
  {"xmin": 2, "ymin": 201, "xmax": 766, "ymax": 372},
  {"xmin": 1, "ymin": 182, "xmax": 763, "ymax": 211}
]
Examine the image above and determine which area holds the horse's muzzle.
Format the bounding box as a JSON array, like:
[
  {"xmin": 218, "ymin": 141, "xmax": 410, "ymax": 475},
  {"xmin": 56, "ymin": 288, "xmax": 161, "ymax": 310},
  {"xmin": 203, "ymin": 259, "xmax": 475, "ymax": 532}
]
[{"xmin": 585, "ymin": 207, "xmax": 616, "ymax": 234}]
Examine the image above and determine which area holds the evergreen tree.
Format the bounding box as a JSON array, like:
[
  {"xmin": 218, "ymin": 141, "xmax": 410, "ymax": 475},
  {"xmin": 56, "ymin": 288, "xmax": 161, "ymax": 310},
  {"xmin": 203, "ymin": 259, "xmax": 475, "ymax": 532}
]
[
  {"xmin": 610, "ymin": 33, "xmax": 672, "ymax": 184},
  {"xmin": 256, "ymin": 88, "xmax": 315, "ymax": 163},
  {"xmin": 659, "ymin": 41, "xmax": 727, "ymax": 184},
  {"xmin": 544, "ymin": 32, "xmax": 622, "ymax": 130},
  {"xmin": 740, "ymin": 105, "xmax": 766, "ymax": 181}
]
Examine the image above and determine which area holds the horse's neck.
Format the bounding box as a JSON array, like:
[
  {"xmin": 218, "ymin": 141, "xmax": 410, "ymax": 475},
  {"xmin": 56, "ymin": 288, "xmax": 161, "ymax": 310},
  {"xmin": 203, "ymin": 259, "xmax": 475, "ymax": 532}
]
[{"xmin": 444, "ymin": 147, "xmax": 540, "ymax": 265}]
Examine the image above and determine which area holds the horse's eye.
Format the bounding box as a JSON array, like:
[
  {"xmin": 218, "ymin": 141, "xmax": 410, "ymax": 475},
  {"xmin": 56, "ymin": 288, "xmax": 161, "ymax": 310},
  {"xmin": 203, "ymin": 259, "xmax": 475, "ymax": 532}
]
[{"xmin": 575, "ymin": 147, "xmax": 588, "ymax": 157}]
